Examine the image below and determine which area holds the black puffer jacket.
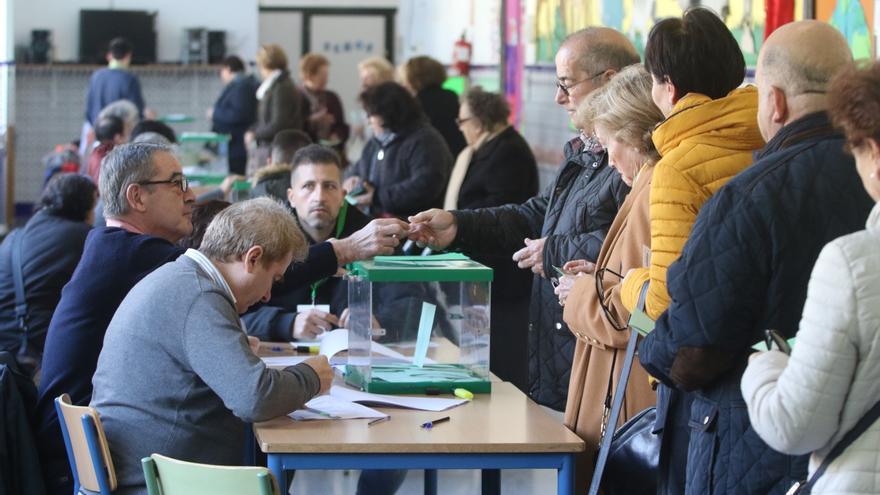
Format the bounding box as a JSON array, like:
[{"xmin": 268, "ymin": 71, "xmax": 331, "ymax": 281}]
[{"xmin": 453, "ymin": 135, "xmax": 629, "ymax": 409}]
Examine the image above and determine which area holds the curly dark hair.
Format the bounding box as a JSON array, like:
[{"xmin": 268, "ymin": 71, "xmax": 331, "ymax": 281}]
[
  {"xmin": 829, "ymin": 61, "xmax": 880, "ymax": 149},
  {"xmin": 40, "ymin": 174, "xmax": 97, "ymax": 222},
  {"xmin": 360, "ymin": 82, "xmax": 424, "ymax": 133},
  {"xmin": 645, "ymin": 7, "xmax": 745, "ymax": 100},
  {"xmin": 464, "ymin": 89, "xmax": 510, "ymax": 131},
  {"xmin": 178, "ymin": 200, "xmax": 232, "ymax": 249}
]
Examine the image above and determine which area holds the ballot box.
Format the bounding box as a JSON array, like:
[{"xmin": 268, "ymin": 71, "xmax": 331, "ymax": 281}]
[{"xmin": 345, "ymin": 254, "xmax": 492, "ymax": 394}]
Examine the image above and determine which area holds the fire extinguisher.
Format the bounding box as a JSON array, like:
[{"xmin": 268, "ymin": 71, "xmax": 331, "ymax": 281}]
[{"xmin": 452, "ymin": 31, "xmax": 472, "ymax": 77}]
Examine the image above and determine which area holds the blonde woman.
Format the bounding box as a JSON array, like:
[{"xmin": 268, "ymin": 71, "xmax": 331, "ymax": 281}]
[{"xmin": 554, "ymin": 64, "xmax": 663, "ymax": 491}]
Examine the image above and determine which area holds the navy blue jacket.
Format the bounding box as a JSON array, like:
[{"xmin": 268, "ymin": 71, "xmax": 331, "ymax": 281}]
[
  {"xmin": 84, "ymin": 68, "xmax": 145, "ymax": 125},
  {"xmin": 0, "ymin": 211, "xmax": 91, "ymax": 370},
  {"xmin": 212, "ymin": 74, "xmax": 258, "ymax": 174},
  {"xmin": 639, "ymin": 112, "xmax": 874, "ymax": 494}
]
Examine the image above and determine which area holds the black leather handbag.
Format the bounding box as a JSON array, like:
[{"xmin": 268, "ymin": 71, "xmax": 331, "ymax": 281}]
[{"xmin": 589, "ymin": 282, "xmax": 660, "ymax": 495}]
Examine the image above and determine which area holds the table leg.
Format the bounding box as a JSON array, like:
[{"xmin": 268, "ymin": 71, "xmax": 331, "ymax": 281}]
[
  {"xmin": 424, "ymin": 469, "xmax": 438, "ymax": 495},
  {"xmin": 557, "ymin": 454, "xmax": 574, "ymax": 495},
  {"xmin": 268, "ymin": 454, "xmax": 284, "ymax": 490},
  {"xmin": 481, "ymin": 469, "xmax": 500, "ymax": 495}
]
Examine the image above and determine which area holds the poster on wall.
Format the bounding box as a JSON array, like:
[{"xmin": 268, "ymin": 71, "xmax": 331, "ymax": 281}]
[
  {"xmin": 527, "ymin": 0, "xmax": 808, "ymax": 67},
  {"xmin": 816, "ymin": 0, "xmax": 874, "ymax": 58}
]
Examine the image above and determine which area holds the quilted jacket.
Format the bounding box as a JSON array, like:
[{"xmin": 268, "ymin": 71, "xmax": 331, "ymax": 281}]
[
  {"xmin": 620, "ymin": 87, "xmax": 765, "ymax": 319},
  {"xmin": 639, "ymin": 112, "xmax": 875, "ymax": 494},
  {"xmin": 453, "ymin": 135, "xmax": 629, "ymax": 410},
  {"xmin": 742, "ymin": 202, "xmax": 880, "ymax": 495}
]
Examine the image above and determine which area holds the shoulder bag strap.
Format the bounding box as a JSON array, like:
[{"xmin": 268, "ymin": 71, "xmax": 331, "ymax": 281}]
[
  {"xmin": 10, "ymin": 229, "xmax": 30, "ymax": 355},
  {"xmin": 588, "ymin": 280, "xmax": 650, "ymax": 495},
  {"xmin": 797, "ymin": 399, "xmax": 880, "ymax": 494}
]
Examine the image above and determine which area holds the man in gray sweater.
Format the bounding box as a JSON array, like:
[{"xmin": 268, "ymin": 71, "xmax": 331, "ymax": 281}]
[{"xmin": 90, "ymin": 197, "xmax": 333, "ymax": 495}]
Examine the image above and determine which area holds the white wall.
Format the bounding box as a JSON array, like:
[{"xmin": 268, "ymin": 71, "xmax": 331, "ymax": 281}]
[
  {"xmin": 398, "ymin": 0, "xmax": 500, "ymax": 65},
  {"xmin": 12, "ymin": 0, "xmax": 259, "ymax": 63}
]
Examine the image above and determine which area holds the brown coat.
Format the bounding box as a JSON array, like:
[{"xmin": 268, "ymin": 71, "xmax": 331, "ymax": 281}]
[{"xmin": 562, "ymin": 164, "xmax": 657, "ymax": 491}]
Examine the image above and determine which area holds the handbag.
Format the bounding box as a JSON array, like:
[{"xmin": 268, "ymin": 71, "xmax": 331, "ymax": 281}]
[
  {"xmin": 589, "ymin": 281, "xmax": 659, "ymax": 495},
  {"xmin": 788, "ymin": 397, "xmax": 880, "ymax": 494}
]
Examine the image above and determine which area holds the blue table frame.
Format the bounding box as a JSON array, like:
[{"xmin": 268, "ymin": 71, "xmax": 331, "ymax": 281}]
[{"xmin": 266, "ymin": 452, "xmax": 575, "ymax": 495}]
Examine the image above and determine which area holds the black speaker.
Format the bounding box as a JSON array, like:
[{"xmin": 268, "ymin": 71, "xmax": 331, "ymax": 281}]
[
  {"xmin": 30, "ymin": 29, "xmax": 52, "ymax": 64},
  {"xmin": 208, "ymin": 31, "xmax": 226, "ymax": 64}
]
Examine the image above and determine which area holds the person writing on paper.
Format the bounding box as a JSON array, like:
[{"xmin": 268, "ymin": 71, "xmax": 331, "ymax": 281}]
[
  {"xmin": 740, "ymin": 61, "xmax": 880, "ymax": 494},
  {"xmin": 242, "ymin": 144, "xmax": 408, "ymax": 342},
  {"xmin": 90, "ymin": 198, "xmax": 333, "ymax": 495},
  {"xmin": 551, "ymin": 65, "xmax": 662, "ymax": 492}
]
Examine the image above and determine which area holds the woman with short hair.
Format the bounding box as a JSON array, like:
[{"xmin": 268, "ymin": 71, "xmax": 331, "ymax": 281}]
[
  {"xmin": 0, "ymin": 174, "xmax": 97, "ymax": 377},
  {"xmin": 346, "ymin": 81, "xmax": 452, "ymax": 218},
  {"xmin": 299, "ymin": 53, "xmax": 349, "ymax": 156},
  {"xmin": 398, "ymin": 56, "xmax": 466, "ymax": 156}
]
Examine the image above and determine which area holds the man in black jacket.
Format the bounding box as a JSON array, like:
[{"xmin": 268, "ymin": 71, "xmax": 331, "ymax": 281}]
[
  {"xmin": 639, "ymin": 22, "xmax": 874, "ymax": 495},
  {"xmin": 211, "ymin": 55, "xmax": 258, "ymax": 175},
  {"xmin": 409, "ymin": 28, "xmax": 637, "ymax": 410}
]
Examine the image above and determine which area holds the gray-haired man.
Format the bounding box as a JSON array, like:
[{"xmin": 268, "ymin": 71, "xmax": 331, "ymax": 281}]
[{"xmin": 91, "ymin": 198, "xmax": 332, "ymax": 495}]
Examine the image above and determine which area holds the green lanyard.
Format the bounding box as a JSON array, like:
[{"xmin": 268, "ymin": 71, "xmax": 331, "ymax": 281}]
[{"xmin": 310, "ymin": 202, "xmax": 348, "ymax": 305}]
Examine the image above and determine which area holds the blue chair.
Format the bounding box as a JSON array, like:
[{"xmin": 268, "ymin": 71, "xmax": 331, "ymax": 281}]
[{"xmin": 55, "ymin": 393, "xmax": 117, "ymax": 495}]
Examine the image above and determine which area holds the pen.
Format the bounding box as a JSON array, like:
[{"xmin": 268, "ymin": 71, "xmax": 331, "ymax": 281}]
[
  {"xmin": 295, "ymin": 345, "xmax": 319, "ymax": 354},
  {"xmin": 421, "ymin": 416, "xmax": 451, "ymax": 429},
  {"xmin": 551, "ymin": 265, "xmax": 568, "ymax": 277},
  {"xmin": 368, "ymin": 416, "xmax": 390, "ymax": 427}
]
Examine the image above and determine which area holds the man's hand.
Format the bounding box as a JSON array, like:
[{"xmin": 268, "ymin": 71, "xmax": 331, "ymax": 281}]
[
  {"xmin": 407, "ymin": 209, "xmax": 457, "ymax": 250},
  {"xmin": 330, "ymin": 218, "xmax": 409, "ymax": 265},
  {"xmin": 512, "ymin": 237, "xmax": 547, "ymax": 277},
  {"xmin": 219, "ymin": 174, "xmax": 247, "ymax": 196},
  {"xmin": 246, "ymin": 335, "xmax": 261, "ymax": 354},
  {"xmin": 293, "ymin": 309, "xmax": 340, "ymax": 340},
  {"xmin": 302, "ymin": 355, "xmax": 334, "ymax": 395},
  {"xmin": 343, "ymin": 176, "xmax": 361, "ymax": 193}
]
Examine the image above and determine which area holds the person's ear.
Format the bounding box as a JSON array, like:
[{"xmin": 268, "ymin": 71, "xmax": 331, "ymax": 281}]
[
  {"xmin": 866, "ymin": 137, "xmax": 880, "ymax": 179},
  {"xmin": 243, "ymin": 245, "xmax": 264, "ymax": 274},
  {"xmin": 125, "ymin": 183, "xmax": 148, "ymax": 213},
  {"xmin": 770, "ymin": 86, "xmax": 788, "ymax": 126},
  {"xmin": 666, "ymin": 78, "xmax": 680, "ymax": 105},
  {"xmin": 599, "ymin": 68, "xmax": 616, "ymax": 85},
  {"xmin": 287, "ymin": 187, "xmax": 296, "ymax": 207}
]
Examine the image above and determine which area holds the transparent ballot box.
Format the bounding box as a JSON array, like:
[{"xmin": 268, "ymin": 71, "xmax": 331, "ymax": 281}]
[
  {"xmin": 179, "ymin": 132, "xmax": 230, "ymax": 180},
  {"xmin": 345, "ymin": 254, "xmax": 492, "ymax": 394}
]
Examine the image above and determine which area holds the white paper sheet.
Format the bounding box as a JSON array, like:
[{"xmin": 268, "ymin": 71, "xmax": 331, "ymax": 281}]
[
  {"xmin": 261, "ymin": 355, "xmax": 312, "ymax": 368},
  {"xmin": 290, "ymin": 394, "xmax": 387, "ymax": 421},
  {"xmin": 330, "ymin": 385, "xmax": 467, "ymax": 412}
]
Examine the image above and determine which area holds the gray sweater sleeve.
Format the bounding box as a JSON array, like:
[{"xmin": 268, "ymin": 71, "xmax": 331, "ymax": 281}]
[{"xmin": 182, "ymin": 290, "xmax": 320, "ymax": 422}]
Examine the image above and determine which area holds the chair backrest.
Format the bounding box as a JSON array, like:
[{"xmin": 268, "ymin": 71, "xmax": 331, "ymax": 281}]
[
  {"xmin": 142, "ymin": 453, "xmax": 278, "ymax": 495},
  {"xmin": 54, "ymin": 393, "xmax": 117, "ymax": 493}
]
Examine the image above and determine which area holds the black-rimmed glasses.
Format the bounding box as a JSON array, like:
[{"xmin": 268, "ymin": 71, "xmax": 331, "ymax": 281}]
[
  {"xmin": 556, "ymin": 68, "xmax": 609, "ymax": 96},
  {"xmin": 138, "ymin": 175, "xmax": 189, "ymax": 193}
]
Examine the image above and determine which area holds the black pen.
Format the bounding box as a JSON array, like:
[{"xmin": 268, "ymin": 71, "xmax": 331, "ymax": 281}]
[{"xmin": 421, "ymin": 416, "xmax": 450, "ymax": 429}]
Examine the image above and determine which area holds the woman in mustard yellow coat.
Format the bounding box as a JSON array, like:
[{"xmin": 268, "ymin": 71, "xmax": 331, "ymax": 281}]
[
  {"xmin": 554, "ymin": 65, "xmax": 664, "ymax": 493},
  {"xmin": 616, "ymin": 8, "xmax": 765, "ymax": 494}
]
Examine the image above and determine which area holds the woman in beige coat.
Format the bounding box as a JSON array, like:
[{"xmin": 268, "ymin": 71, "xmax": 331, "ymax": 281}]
[{"xmin": 554, "ymin": 64, "xmax": 663, "ymax": 491}]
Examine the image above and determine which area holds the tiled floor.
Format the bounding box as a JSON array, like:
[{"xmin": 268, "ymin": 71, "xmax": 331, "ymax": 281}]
[{"xmin": 289, "ymin": 468, "xmax": 558, "ymax": 495}]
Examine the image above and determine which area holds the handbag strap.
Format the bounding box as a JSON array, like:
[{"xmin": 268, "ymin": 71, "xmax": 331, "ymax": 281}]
[
  {"xmin": 10, "ymin": 229, "xmax": 30, "ymax": 355},
  {"xmin": 588, "ymin": 281, "xmax": 649, "ymax": 495},
  {"xmin": 798, "ymin": 398, "xmax": 880, "ymax": 494}
]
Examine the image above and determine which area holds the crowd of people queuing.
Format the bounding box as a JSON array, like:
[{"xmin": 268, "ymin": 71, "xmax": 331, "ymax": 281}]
[{"xmin": 1, "ymin": 8, "xmax": 879, "ymax": 495}]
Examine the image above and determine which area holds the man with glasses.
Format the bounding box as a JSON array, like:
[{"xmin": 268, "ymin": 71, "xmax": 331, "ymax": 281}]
[
  {"xmin": 409, "ymin": 27, "xmax": 638, "ymax": 412},
  {"xmin": 34, "ymin": 143, "xmax": 195, "ymax": 495}
]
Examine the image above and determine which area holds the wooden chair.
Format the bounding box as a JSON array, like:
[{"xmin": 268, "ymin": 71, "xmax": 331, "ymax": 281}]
[
  {"xmin": 141, "ymin": 453, "xmax": 279, "ymax": 495},
  {"xmin": 54, "ymin": 393, "xmax": 117, "ymax": 495}
]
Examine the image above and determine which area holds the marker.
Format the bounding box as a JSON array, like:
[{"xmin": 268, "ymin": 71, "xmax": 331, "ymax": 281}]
[
  {"xmin": 421, "ymin": 416, "xmax": 451, "ymax": 429},
  {"xmin": 453, "ymin": 388, "xmax": 474, "ymax": 400},
  {"xmin": 368, "ymin": 416, "xmax": 390, "ymax": 427},
  {"xmin": 295, "ymin": 345, "xmax": 319, "ymax": 354}
]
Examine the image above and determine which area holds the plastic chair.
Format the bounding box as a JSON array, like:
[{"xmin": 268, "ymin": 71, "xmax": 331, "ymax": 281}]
[
  {"xmin": 54, "ymin": 393, "xmax": 117, "ymax": 495},
  {"xmin": 142, "ymin": 453, "xmax": 279, "ymax": 495}
]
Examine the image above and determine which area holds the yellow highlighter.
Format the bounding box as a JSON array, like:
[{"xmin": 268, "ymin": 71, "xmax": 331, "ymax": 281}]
[{"xmin": 454, "ymin": 388, "xmax": 474, "ymax": 400}]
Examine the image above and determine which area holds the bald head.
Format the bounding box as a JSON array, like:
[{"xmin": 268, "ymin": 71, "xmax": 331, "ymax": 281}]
[
  {"xmin": 562, "ymin": 27, "xmax": 640, "ymax": 77},
  {"xmin": 759, "ymin": 21, "xmax": 852, "ymax": 95},
  {"xmin": 756, "ymin": 21, "xmax": 852, "ymax": 141}
]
